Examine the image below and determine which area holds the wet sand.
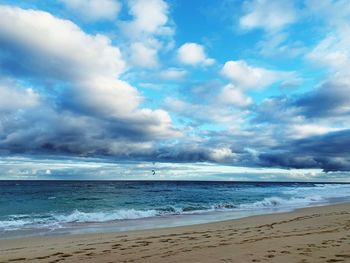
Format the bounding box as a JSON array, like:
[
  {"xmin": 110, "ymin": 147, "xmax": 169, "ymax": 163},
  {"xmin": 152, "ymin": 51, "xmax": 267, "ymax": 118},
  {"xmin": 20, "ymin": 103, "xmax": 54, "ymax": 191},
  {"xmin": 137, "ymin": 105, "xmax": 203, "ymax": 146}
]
[{"xmin": 1, "ymin": 203, "xmax": 350, "ymax": 263}]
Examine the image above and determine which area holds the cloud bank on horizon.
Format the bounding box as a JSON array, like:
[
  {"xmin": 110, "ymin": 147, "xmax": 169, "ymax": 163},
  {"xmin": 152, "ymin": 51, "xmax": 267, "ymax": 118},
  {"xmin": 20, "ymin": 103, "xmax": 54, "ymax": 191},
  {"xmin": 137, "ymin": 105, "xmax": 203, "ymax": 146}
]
[{"xmin": 0, "ymin": 0, "xmax": 350, "ymax": 180}]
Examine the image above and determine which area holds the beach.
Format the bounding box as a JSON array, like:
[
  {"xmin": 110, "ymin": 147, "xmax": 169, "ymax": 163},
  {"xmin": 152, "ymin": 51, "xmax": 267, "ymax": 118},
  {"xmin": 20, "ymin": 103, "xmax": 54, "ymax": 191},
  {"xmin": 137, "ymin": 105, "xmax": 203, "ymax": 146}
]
[
  {"xmin": 1, "ymin": 203, "xmax": 349, "ymax": 263},
  {"xmin": 2, "ymin": 1, "xmax": 350, "ymax": 262}
]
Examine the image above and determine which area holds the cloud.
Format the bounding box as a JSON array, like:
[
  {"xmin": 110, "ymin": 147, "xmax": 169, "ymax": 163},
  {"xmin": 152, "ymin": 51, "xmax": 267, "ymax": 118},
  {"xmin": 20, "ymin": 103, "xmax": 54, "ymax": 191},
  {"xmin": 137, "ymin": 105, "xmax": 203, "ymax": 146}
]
[
  {"xmin": 177, "ymin": 43, "xmax": 214, "ymax": 66},
  {"xmin": 1, "ymin": 1, "xmax": 350, "ymax": 177},
  {"xmin": 244, "ymin": 73, "xmax": 350, "ymax": 172},
  {"xmin": 0, "ymin": 105, "xmax": 165, "ymax": 157},
  {"xmin": 240, "ymin": 0, "xmax": 298, "ymax": 32},
  {"xmin": 287, "ymin": 124, "xmax": 342, "ymax": 140},
  {"xmin": 129, "ymin": 42, "xmax": 159, "ymax": 68},
  {"xmin": 293, "ymin": 77, "xmax": 350, "ymax": 120},
  {"xmin": 209, "ymin": 147, "xmax": 237, "ymax": 162},
  {"xmin": 217, "ymin": 84, "xmax": 252, "ymax": 107},
  {"xmin": 0, "ymin": 6, "xmax": 125, "ymax": 79},
  {"xmin": 119, "ymin": 0, "xmax": 173, "ymax": 68},
  {"xmin": 3, "ymin": 156, "xmax": 339, "ymax": 181},
  {"xmin": 0, "ymin": 5, "xmax": 179, "ymax": 157},
  {"xmin": 306, "ymin": 27, "xmax": 350, "ymax": 76},
  {"xmin": 257, "ymin": 32, "xmax": 306, "ymax": 58},
  {"xmin": 60, "ymin": 0, "xmax": 121, "ymax": 21},
  {"xmin": 158, "ymin": 68, "xmax": 187, "ymax": 80},
  {"xmin": 0, "ymin": 82, "xmax": 39, "ymax": 111},
  {"xmin": 252, "ymin": 79, "xmax": 350, "ymax": 135},
  {"xmin": 259, "ymin": 129, "xmax": 350, "ymax": 172},
  {"xmin": 304, "ymin": 0, "xmax": 350, "ymax": 78},
  {"xmin": 305, "ymin": 0, "xmax": 350, "ymax": 28},
  {"xmin": 221, "ymin": 60, "xmax": 280, "ymax": 90},
  {"xmin": 164, "ymin": 94, "xmax": 249, "ymax": 126},
  {"xmin": 238, "ymin": 0, "xmax": 302, "ymax": 59},
  {"xmin": 162, "ymin": 79, "xmax": 251, "ymax": 134},
  {"xmin": 126, "ymin": 0, "xmax": 170, "ymax": 35},
  {"xmin": 150, "ymin": 142, "xmax": 243, "ymax": 165},
  {"xmin": 120, "ymin": 0, "xmax": 173, "ymax": 42}
]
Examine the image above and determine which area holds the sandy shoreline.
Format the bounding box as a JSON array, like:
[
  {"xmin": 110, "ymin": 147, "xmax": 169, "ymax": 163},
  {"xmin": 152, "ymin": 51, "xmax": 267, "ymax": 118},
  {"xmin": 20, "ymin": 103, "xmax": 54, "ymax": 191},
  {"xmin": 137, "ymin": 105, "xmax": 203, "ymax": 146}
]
[{"xmin": 1, "ymin": 203, "xmax": 350, "ymax": 263}]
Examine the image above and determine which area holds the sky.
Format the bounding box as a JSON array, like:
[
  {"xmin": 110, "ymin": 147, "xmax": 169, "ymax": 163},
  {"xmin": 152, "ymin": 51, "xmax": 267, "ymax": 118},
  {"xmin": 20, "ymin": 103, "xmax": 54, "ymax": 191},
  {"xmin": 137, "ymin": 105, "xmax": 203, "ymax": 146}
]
[{"xmin": 0, "ymin": 0, "xmax": 350, "ymax": 181}]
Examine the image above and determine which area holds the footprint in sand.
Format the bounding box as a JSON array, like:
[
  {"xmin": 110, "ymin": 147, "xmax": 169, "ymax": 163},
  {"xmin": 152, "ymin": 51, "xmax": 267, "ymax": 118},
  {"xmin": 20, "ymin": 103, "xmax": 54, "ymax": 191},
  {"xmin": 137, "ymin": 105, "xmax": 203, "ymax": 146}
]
[
  {"xmin": 280, "ymin": 250, "xmax": 291, "ymax": 254},
  {"xmin": 35, "ymin": 255, "xmax": 51, "ymax": 259},
  {"xmin": 335, "ymin": 254, "xmax": 350, "ymax": 258}
]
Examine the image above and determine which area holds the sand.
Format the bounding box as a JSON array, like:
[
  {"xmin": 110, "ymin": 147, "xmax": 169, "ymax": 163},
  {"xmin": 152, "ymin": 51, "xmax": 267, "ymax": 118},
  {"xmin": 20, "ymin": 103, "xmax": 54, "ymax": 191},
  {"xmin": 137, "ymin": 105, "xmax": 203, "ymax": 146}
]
[{"xmin": 0, "ymin": 203, "xmax": 350, "ymax": 263}]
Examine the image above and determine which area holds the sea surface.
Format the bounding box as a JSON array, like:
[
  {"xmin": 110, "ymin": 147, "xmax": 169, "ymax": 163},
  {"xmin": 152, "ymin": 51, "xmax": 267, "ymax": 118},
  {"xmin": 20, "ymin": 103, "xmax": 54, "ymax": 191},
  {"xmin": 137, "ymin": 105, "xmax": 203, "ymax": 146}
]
[{"xmin": 1, "ymin": 181, "xmax": 350, "ymax": 239}]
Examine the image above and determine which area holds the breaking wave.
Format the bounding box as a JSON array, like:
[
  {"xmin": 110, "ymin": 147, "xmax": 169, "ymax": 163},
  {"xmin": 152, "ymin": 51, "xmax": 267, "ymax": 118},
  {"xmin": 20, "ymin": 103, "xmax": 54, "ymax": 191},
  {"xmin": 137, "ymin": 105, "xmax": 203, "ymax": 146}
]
[{"xmin": 1, "ymin": 183, "xmax": 350, "ymax": 232}]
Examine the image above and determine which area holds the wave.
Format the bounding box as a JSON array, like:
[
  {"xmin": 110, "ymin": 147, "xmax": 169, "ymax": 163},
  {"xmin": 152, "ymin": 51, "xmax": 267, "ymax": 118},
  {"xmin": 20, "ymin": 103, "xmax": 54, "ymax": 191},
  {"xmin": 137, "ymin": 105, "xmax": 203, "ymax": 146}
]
[
  {"xmin": 239, "ymin": 195, "xmax": 324, "ymax": 210},
  {"xmin": 0, "ymin": 217, "xmax": 60, "ymax": 231},
  {"xmin": 54, "ymin": 209, "xmax": 158, "ymax": 223},
  {"xmin": 2, "ymin": 183, "xmax": 350, "ymax": 232},
  {"xmin": 0, "ymin": 209, "xmax": 159, "ymax": 231},
  {"xmin": 0, "ymin": 195, "xmax": 325, "ymax": 231},
  {"xmin": 244, "ymin": 184, "xmax": 350, "ymax": 210}
]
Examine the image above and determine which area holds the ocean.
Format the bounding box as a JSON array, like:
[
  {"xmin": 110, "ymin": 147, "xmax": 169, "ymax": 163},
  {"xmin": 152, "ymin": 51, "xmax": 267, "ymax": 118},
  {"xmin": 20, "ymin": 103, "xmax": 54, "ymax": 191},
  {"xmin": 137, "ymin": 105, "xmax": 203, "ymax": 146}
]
[{"xmin": 1, "ymin": 181, "xmax": 350, "ymax": 239}]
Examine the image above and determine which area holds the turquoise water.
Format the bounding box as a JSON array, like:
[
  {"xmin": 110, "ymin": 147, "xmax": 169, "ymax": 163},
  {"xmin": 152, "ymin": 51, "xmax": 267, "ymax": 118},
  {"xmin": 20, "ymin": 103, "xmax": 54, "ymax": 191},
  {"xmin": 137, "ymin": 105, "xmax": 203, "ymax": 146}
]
[{"xmin": 1, "ymin": 181, "xmax": 350, "ymax": 239}]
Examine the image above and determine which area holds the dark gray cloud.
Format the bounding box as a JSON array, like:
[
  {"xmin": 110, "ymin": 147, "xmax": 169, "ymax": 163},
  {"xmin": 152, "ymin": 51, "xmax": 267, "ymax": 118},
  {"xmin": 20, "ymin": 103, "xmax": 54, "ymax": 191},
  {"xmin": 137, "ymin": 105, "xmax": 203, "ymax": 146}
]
[
  {"xmin": 246, "ymin": 77, "xmax": 350, "ymax": 172},
  {"xmin": 253, "ymin": 77, "xmax": 350, "ymax": 125},
  {"xmin": 259, "ymin": 129, "xmax": 350, "ymax": 172},
  {"xmin": 0, "ymin": 107, "xmax": 161, "ymax": 157},
  {"xmin": 294, "ymin": 79, "xmax": 350, "ymax": 119}
]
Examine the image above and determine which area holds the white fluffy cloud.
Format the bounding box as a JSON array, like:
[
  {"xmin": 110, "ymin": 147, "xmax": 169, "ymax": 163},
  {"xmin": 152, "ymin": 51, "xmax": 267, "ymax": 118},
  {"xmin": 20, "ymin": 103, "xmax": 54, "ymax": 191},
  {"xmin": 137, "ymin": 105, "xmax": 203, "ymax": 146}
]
[
  {"xmin": 240, "ymin": 0, "xmax": 297, "ymax": 31},
  {"xmin": 221, "ymin": 60, "xmax": 279, "ymax": 90},
  {"xmin": 0, "ymin": 84, "xmax": 39, "ymax": 111},
  {"xmin": 0, "ymin": 6, "xmax": 125, "ymax": 79},
  {"xmin": 130, "ymin": 42, "xmax": 159, "ymax": 68},
  {"xmin": 177, "ymin": 43, "xmax": 214, "ymax": 66},
  {"xmin": 120, "ymin": 0, "xmax": 173, "ymax": 68},
  {"xmin": 127, "ymin": 0, "xmax": 170, "ymax": 35},
  {"xmin": 218, "ymin": 84, "xmax": 252, "ymax": 107},
  {"xmin": 0, "ymin": 5, "xmax": 178, "ymax": 140},
  {"xmin": 60, "ymin": 0, "xmax": 120, "ymax": 21},
  {"xmin": 209, "ymin": 147, "xmax": 237, "ymax": 162}
]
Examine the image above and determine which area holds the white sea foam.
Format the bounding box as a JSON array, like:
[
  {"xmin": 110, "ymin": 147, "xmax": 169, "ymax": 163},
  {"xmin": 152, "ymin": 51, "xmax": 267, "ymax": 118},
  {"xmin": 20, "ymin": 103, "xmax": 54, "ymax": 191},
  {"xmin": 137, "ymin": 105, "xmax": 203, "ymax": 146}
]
[
  {"xmin": 238, "ymin": 183, "xmax": 350, "ymax": 210},
  {"xmin": 0, "ymin": 217, "xmax": 61, "ymax": 231},
  {"xmin": 239, "ymin": 195, "xmax": 323, "ymax": 210},
  {"xmin": 0, "ymin": 219, "xmax": 33, "ymax": 230},
  {"xmin": 53, "ymin": 209, "xmax": 158, "ymax": 223},
  {"xmin": 0, "ymin": 209, "xmax": 160, "ymax": 231}
]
